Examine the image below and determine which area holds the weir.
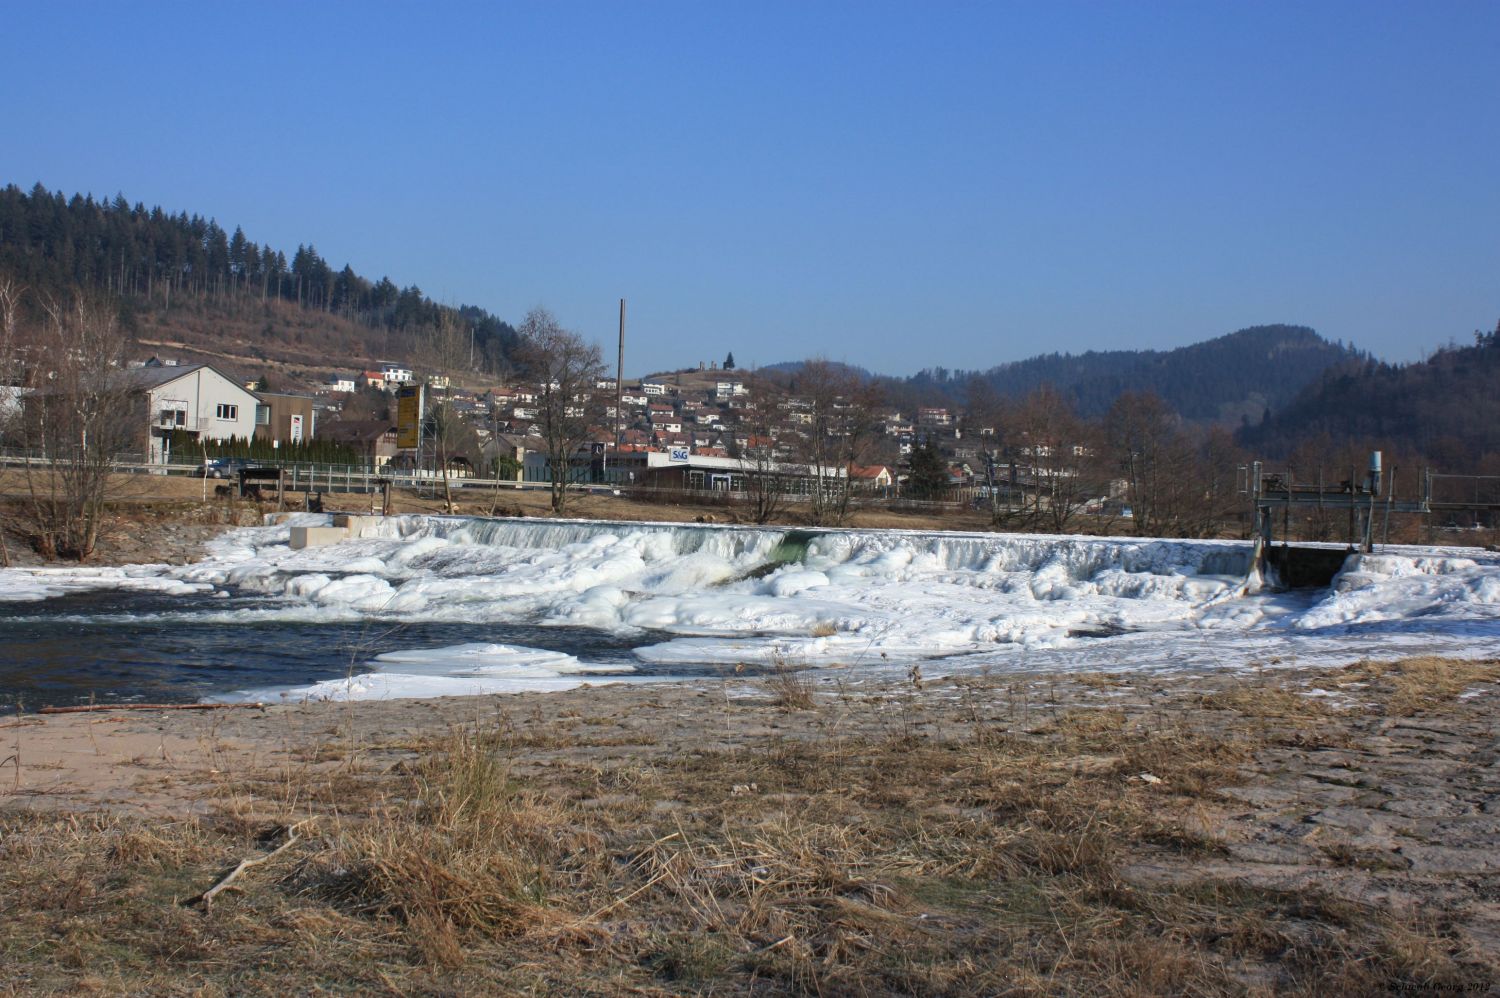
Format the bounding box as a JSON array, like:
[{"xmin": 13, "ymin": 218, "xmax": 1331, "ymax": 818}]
[{"xmin": 281, "ymin": 512, "xmax": 1259, "ymax": 583}]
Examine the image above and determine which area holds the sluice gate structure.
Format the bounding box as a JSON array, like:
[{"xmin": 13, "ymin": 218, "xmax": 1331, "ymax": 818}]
[{"xmin": 1242, "ymin": 452, "xmax": 1500, "ymax": 587}]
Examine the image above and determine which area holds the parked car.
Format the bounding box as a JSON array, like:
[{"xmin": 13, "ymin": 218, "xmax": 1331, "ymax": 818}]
[{"xmin": 194, "ymin": 457, "xmax": 255, "ymax": 479}]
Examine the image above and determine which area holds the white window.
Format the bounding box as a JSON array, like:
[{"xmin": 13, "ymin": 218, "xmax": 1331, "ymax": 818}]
[
  {"xmin": 255, "ymin": 405, "xmax": 271, "ymax": 425},
  {"xmin": 216, "ymin": 403, "xmax": 238, "ymax": 420}
]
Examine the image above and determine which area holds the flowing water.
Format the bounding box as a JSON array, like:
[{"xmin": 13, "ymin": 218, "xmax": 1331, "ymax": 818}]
[{"xmin": 0, "ymin": 587, "xmax": 679, "ymax": 709}]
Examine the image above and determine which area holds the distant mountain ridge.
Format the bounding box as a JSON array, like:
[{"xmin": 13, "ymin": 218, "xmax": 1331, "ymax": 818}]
[
  {"xmin": 910, "ymin": 325, "xmax": 1365, "ymax": 422},
  {"xmin": 1239, "ymin": 323, "xmax": 1500, "ymax": 466},
  {"xmin": 768, "ymin": 326, "xmax": 1366, "ymax": 423}
]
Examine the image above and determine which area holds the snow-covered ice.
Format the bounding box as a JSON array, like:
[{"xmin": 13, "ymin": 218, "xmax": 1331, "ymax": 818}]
[
  {"xmin": 0, "ymin": 566, "xmax": 212, "ymax": 603},
  {"xmin": 2, "ymin": 513, "xmax": 1497, "ymax": 702},
  {"xmin": 225, "ymin": 642, "xmax": 636, "ymax": 702}
]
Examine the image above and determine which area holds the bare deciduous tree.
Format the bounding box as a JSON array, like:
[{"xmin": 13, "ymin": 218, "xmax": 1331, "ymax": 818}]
[
  {"xmin": 0, "ymin": 276, "xmax": 26, "ymax": 566},
  {"xmin": 1186, "ymin": 426, "xmax": 1247, "ymax": 538},
  {"xmin": 514, "ymin": 308, "xmax": 605, "ymax": 515},
  {"xmin": 963, "ymin": 376, "xmax": 1008, "ymax": 523},
  {"xmin": 740, "ymin": 373, "xmax": 790, "ymax": 524},
  {"xmin": 426, "ymin": 308, "xmax": 470, "ymax": 376},
  {"xmin": 794, "ymin": 360, "xmax": 884, "ymax": 526},
  {"xmin": 1105, "ymin": 391, "xmax": 1180, "ymax": 535},
  {"xmin": 425, "ymin": 399, "xmax": 479, "ymax": 514},
  {"xmin": 17, "ymin": 294, "xmax": 138, "ymax": 559},
  {"xmin": 1002, "ymin": 384, "xmax": 1102, "ymax": 533}
]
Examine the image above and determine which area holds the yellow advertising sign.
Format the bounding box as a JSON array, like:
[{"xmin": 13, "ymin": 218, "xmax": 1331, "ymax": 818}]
[{"xmin": 396, "ymin": 384, "xmax": 424, "ymax": 449}]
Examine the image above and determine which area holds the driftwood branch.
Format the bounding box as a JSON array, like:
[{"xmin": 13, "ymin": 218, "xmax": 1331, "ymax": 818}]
[
  {"xmin": 187, "ymin": 819, "xmax": 313, "ymax": 909},
  {"xmin": 39, "ymin": 702, "xmax": 265, "ymax": 715}
]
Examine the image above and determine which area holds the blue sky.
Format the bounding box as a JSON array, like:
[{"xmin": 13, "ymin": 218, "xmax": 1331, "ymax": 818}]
[{"xmin": 3, "ymin": 2, "xmax": 1497, "ymax": 376}]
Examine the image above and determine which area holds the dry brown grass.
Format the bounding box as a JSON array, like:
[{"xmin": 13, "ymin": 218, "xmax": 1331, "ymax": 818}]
[
  {"xmin": 0, "ymin": 664, "xmax": 1492, "ymax": 995},
  {"xmin": 1199, "ymin": 684, "xmax": 1337, "ymax": 720},
  {"xmin": 762, "ymin": 658, "xmax": 819, "ymax": 711},
  {"xmin": 1333, "ymin": 656, "xmax": 1500, "ymax": 715}
]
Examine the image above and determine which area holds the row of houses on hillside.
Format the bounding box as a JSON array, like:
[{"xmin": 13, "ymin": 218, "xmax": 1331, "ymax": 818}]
[{"xmin": 317, "ymin": 363, "xmax": 415, "ymax": 394}]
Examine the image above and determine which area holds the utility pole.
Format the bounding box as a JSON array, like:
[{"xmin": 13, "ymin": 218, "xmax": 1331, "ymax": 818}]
[{"xmin": 615, "ymin": 298, "xmax": 625, "ymax": 456}]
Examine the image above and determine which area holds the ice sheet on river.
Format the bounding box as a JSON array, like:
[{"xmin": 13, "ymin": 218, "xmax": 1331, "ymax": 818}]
[
  {"xmin": 227, "ymin": 642, "xmax": 635, "ymax": 702},
  {"xmin": 2, "ymin": 513, "xmax": 1497, "ymax": 701}
]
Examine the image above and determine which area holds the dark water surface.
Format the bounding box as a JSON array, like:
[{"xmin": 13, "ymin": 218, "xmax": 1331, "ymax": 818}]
[{"xmin": 0, "ymin": 588, "xmax": 691, "ymax": 711}]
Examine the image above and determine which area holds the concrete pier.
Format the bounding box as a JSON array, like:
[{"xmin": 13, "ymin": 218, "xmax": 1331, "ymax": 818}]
[
  {"xmin": 332, "ymin": 514, "xmax": 384, "ymax": 539},
  {"xmin": 289, "ymin": 525, "xmax": 350, "ymax": 549}
]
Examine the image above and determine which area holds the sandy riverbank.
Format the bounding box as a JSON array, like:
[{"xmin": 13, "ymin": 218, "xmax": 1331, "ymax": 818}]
[{"xmin": 2, "ymin": 657, "xmax": 1496, "ymax": 994}]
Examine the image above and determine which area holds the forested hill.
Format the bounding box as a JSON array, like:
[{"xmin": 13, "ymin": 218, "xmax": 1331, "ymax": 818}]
[
  {"xmin": 905, "ymin": 325, "xmax": 1365, "ymax": 423},
  {"xmin": 1238, "ymin": 323, "xmax": 1500, "ymax": 468},
  {"xmin": 0, "ymin": 183, "xmax": 518, "ymax": 375}
]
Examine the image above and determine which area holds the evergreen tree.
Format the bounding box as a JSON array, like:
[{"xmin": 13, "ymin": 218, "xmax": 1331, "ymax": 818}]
[
  {"xmin": 0, "ymin": 182, "xmax": 524, "ymax": 370},
  {"xmin": 906, "ymin": 439, "xmax": 949, "ymax": 499},
  {"xmin": 228, "ymin": 226, "xmax": 248, "ymax": 279},
  {"xmin": 724, "ymin": 351, "xmax": 735, "ymax": 370}
]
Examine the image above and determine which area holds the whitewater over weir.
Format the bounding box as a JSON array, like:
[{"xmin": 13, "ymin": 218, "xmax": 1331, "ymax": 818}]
[{"xmin": 2, "ymin": 513, "xmax": 1498, "ymax": 703}]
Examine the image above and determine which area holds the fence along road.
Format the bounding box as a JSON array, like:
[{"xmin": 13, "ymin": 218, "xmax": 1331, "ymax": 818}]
[{"xmin": 0, "ymin": 451, "xmax": 975, "ymax": 509}]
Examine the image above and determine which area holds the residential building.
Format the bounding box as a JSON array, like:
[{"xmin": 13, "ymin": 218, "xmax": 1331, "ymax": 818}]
[
  {"xmin": 130, "ymin": 356, "xmax": 181, "ymax": 369},
  {"xmin": 850, "ymin": 464, "xmax": 895, "ymax": 491},
  {"xmin": 135, "ymin": 365, "xmax": 261, "ymax": 464},
  {"xmin": 320, "ymin": 420, "xmax": 399, "ymax": 469},
  {"xmin": 253, "ymin": 392, "xmax": 318, "ymax": 449}
]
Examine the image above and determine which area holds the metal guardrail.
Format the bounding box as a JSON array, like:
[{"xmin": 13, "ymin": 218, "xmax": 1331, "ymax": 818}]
[
  {"xmin": 1239, "ymin": 458, "xmax": 1500, "ymax": 553},
  {"xmin": 0, "ymin": 451, "xmax": 543, "ymax": 495}
]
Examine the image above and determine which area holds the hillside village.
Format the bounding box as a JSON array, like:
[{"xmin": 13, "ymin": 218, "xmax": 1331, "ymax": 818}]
[
  {"xmin": 145, "ymin": 353, "xmax": 969, "ymax": 497},
  {"xmin": 100, "ymin": 333, "xmax": 1286, "ymax": 538}
]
